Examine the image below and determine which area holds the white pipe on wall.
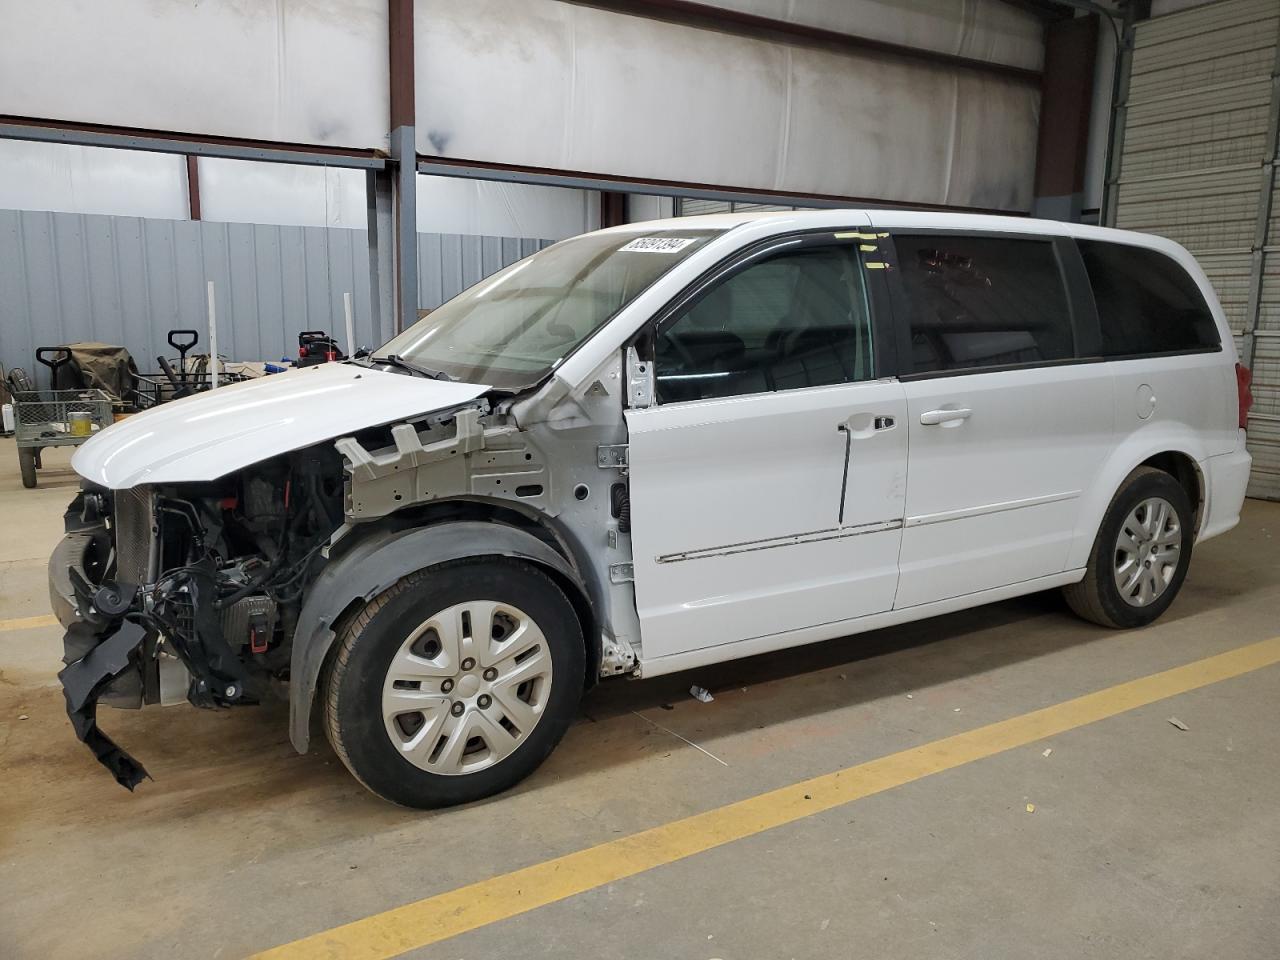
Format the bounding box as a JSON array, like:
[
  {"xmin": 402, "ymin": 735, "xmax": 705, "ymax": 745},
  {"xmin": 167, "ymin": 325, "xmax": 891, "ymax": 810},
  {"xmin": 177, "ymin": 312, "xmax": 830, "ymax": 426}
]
[
  {"xmin": 207, "ymin": 280, "xmax": 219, "ymax": 390},
  {"xmin": 344, "ymin": 292, "xmax": 356, "ymax": 358}
]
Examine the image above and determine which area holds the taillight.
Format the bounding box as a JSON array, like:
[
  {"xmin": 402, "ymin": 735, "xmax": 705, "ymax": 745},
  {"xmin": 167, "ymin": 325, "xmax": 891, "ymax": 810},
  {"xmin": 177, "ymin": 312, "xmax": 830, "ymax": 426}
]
[{"xmin": 1236, "ymin": 362, "xmax": 1253, "ymax": 430}]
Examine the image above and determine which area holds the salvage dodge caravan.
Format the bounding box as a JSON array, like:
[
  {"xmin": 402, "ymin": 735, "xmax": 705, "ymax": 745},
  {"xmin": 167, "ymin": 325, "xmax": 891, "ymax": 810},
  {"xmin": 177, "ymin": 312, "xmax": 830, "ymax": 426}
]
[{"xmin": 51, "ymin": 211, "xmax": 1254, "ymax": 807}]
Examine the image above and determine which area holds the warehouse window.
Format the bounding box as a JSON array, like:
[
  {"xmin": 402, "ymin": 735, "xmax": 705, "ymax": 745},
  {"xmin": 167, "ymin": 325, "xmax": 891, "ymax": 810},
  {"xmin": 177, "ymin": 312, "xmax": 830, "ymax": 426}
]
[
  {"xmin": 895, "ymin": 235, "xmax": 1074, "ymax": 374},
  {"xmin": 655, "ymin": 244, "xmax": 872, "ymax": 403},
  {"xmin": 1077, "ymin": 240, "xmax": 1220, "ymax": 357}
]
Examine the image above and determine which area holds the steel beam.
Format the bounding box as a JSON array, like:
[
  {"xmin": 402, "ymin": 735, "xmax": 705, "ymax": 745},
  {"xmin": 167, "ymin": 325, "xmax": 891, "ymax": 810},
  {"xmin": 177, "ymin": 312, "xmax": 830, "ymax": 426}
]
[
  {"xmin": 997, "ymin": 0, "xmax": 1109, "ymax": 20},
  {"xmin": 1101, "ymin": 17, "xmax": 1135, "ymax": 228},
  {"xmin": 600, "ymin": 191, "xmax": 629, "ymax": 227},
  {"xmin": 994, "ymin": 0, "xmax": 1076, "ymax": 19},
  {"xmin": 1032, "ymin": 14, "xmax": 1098, "ymax": 221},
  {"xmin": 417, "ymin": 158, "xmax": 1024, "ymax": 215},
  {"xmin": 0, "ymin": 117, "xmax": 385, "ymax": 169},
  {"xmin": 365, "ymin": 168, "xmax": 396, "ymax": 346},
  {"xmin": 185, "ymin": 155, "xmax": 202, "ymax": 221},
  {"xmin": 390, "ymin": 128, "xmax": 418, "ymax": 334},
  {"xmin": 388, "ymin": 0, "xmax": 418, "ymax": 333}
]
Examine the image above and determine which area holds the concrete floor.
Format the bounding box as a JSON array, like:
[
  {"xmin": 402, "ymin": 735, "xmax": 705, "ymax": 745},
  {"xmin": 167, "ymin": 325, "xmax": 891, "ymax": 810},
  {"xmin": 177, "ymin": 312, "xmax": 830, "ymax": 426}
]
[{"xmin": 1, "ymin": 435, "xmax": 1277, "ymax": 959}]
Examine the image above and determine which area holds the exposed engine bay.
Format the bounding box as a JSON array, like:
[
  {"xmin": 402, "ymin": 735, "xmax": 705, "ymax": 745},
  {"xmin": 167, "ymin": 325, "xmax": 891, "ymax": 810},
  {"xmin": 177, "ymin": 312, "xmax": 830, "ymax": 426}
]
[{"xmin": 57, "ymin": 446, "xmax": 344, "ymax": 787}]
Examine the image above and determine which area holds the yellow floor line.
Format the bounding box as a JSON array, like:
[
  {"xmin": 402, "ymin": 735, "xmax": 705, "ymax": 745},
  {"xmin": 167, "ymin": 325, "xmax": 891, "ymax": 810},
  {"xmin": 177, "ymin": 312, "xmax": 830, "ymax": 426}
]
[
  {"xmin": 255, "ymin": 634, "xmax": 1280, "ymax": 960},
  {"xmin": 0, "ymin": 613, "xmax": 58, "ymax": 632}
]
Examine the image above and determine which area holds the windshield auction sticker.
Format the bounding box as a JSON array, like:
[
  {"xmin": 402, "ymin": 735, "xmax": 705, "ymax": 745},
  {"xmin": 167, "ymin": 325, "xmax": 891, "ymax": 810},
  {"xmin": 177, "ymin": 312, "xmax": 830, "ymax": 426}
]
[{"xmin": 619, "ymin": 237, "xmax": 697, "ymax": 253}]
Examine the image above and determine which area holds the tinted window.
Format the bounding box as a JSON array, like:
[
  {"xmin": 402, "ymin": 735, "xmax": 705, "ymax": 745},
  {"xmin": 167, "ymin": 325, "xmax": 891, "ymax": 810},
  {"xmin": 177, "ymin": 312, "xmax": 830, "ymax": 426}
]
[
  {"xmin": 1077, "ymin": 240, "xmax": 1220, "ymax": 357},
  {"xmin": 654, "ymin": 244, "xmax": 873, "ymax": 403},
  {"xmin": 895, "ymin": 235, "xmax": 1074, "ymax": 374}
]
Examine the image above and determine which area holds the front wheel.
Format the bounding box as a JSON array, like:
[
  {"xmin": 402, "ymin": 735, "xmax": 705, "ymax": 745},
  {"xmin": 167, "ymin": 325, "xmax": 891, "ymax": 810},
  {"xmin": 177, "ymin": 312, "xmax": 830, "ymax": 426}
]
[
  {"xmin": 323, "ymin": 558, "xmax": 585, "ymax": 808},
  {"xmin": 1063, "ymin": 467, "xmax": 1194, "ymax": 629}
]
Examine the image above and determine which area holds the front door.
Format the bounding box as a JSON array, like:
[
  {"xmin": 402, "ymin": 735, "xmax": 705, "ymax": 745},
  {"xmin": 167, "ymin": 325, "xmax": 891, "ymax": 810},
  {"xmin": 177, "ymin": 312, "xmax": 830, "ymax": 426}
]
[{"xmin": 626, "ymin": 233, "xmax": 907, "ymax": 663}]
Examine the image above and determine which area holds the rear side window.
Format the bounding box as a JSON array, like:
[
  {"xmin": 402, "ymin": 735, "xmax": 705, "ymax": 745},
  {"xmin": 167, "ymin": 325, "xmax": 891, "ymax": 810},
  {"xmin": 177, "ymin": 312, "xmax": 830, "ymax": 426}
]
[
  {"xmin": 894, "ymin": 235, "xmax": 1074, "ymax": 374},
  {"xmin": 1077, "ymin": 240, "xmax": 1220, "ymax": 357}
]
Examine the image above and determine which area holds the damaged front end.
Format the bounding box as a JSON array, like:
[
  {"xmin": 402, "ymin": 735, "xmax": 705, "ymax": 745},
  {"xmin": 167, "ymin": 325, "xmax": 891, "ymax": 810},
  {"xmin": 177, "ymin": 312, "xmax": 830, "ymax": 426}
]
[{"xmin": 51, "ymin": 447, "xmax": 343, "ymax": 787}]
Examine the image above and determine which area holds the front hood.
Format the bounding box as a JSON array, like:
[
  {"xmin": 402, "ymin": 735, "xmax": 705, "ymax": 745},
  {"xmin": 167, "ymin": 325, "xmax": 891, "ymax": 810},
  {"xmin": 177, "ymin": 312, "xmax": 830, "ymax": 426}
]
[{"xmin": 72, "ymin": 363, "xmax": 490, "ymax": 489}]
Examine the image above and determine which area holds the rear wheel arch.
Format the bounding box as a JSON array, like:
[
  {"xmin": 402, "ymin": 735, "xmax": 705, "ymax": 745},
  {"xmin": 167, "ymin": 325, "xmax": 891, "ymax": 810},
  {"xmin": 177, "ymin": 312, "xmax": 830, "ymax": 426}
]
[
  {"xmin": 1138, "ymin": 450, "xmax": 1204, "ymax": 535},
  {"xmin": 1071, "ymin": 440, "xmax": 1207, "ymax": 571}
]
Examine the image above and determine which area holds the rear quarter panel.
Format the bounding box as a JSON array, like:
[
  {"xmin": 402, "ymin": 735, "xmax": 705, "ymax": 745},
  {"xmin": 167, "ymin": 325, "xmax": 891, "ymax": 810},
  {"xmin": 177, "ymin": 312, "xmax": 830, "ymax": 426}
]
[{"xmin": 1067, "ymin": 351, "xmax": 1237, "ymax": 569}]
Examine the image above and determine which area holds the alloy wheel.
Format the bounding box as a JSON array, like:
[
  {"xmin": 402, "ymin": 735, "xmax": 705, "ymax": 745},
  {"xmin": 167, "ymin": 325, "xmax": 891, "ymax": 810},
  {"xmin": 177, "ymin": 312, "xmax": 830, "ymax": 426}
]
[{"xmin": 1112, "ymin": 496, "xmax": 1182, "ymax": 608}]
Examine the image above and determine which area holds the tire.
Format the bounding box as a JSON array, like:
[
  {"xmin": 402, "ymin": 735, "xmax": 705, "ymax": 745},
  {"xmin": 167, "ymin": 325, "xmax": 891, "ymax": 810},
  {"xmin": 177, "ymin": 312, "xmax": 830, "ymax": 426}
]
[
  {"xmin": 323, "ymin": 558, "xmax": 585, "ymax": 808},
  {"xmin": 18, "ymin": 447, "xmax": 36, "ymax": 488},
  {"xmin": 1063, "ymin": 467, "xmax": 1194, "ymax": 629}
]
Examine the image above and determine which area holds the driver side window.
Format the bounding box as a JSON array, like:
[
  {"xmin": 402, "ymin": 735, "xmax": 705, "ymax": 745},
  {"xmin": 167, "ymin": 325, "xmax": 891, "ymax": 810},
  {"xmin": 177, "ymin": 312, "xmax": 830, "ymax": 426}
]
[{"xmin": 654, "ymin": 243, "xmax": 873, "ymax": 403}]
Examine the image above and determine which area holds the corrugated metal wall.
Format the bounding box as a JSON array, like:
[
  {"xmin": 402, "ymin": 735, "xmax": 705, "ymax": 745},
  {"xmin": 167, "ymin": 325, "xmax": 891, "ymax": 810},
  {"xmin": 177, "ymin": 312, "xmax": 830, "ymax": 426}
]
[
  {"xmin": 1114, "ymin": 0, "xmax": 1280, "ymax": 499},
  {"xmin": 416, "ymin": 233, "xmax": 551, "ymax": 309},
  {"xmin": 0, "ymin": 209, "xmax": 550, "ymax": 378}
]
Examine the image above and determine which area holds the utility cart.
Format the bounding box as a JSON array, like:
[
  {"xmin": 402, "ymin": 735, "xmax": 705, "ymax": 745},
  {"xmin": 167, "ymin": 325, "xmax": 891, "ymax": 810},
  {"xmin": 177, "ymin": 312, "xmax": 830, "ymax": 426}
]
[
  {"xmin": 129, "ymin": 329, "xmax": 248, "ymax": 409},
  {"xmin": 12, "ymin": 348, "xmax": 113, "ymax": 488}
]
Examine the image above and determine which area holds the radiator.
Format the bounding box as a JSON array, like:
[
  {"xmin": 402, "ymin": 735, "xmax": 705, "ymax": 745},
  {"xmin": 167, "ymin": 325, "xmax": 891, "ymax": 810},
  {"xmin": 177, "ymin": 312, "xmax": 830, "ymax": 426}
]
[{"xmin": 112, "ymin": 487, "xmax": 154, "ymax": 584}]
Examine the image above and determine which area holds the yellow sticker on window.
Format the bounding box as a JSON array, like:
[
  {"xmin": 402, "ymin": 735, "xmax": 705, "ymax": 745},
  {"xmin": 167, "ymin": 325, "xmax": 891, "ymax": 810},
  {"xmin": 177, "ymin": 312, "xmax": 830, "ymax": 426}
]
[
  {"xmin": 834, "ymin": 231, "xmax": 878, "ymax": 240},
  {"xmin": 859, "ymin": 244, "xmax": 878, "ymax": 252},
  {"xmin": 864, "ymin": 261, "xmax": 889, "ymax": 270}
]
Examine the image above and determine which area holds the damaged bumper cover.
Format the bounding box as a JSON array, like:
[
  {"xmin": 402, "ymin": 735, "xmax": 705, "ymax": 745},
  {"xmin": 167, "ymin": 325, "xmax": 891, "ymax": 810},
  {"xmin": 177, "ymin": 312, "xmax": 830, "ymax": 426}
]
[
  {"xmin": 50, "ymin": 530, "xmax": 151, "ymax": 788},
  {"xmin": 49, "ymin": 523, "xmax": 252, "ymax": 790},
  {"xmin": 59, "ymin": 618, "xmax": 151, "ymax": 789}
]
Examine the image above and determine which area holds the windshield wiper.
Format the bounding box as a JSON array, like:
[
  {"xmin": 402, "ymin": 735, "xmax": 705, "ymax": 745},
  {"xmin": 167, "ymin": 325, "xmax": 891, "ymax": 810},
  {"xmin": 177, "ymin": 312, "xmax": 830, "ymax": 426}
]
[{"xmin": 374, "ymin": 354, "xmax": 454, "ymax": 381}]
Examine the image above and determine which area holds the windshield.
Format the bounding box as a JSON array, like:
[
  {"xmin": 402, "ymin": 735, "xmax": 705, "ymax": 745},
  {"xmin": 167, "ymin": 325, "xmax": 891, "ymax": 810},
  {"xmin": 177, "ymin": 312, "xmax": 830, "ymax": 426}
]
[{"xmin": 374, "ymin": 228, "xmax": 722, "ymax": 389}]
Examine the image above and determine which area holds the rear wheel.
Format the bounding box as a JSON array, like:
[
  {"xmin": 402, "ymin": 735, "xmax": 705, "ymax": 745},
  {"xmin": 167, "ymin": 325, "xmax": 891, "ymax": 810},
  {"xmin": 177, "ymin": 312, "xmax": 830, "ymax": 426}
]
[
  {"xmin": 18, "ymin": 447, "xmax": 36, "ymax": 488},
  {"xmin": 323, "ymin": 559, "xmax": 584, "ymax": 808},
  {"xmin": 1063, "ymin": 467, "xmax": 1193, "ymax": 628}
]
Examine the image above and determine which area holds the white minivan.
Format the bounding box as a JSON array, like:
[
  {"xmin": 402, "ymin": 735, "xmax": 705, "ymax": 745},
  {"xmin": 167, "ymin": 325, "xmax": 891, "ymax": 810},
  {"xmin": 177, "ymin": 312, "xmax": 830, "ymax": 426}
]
[{"xmin": 51, "ymin": 210, "xmax": 1254, "ymax": 807}]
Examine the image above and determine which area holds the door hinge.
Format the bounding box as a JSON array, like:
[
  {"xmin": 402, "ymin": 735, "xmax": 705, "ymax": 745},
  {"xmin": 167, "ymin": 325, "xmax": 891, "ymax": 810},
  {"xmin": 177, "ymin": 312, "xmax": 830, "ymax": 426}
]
[
  {"xmin": 597, "ymin": 444, "xmax": 629, "ymax": 469},
  {"xmin": 625, "ymin": 345, "xmax": 655, "ymax": 409},
  {"xmin": 598, "ymin": 632, "xmax": 639, "ymax": 675},
  {"xmin": 609, "ymin": 562, "xmax": 634, "ymax": 583}
]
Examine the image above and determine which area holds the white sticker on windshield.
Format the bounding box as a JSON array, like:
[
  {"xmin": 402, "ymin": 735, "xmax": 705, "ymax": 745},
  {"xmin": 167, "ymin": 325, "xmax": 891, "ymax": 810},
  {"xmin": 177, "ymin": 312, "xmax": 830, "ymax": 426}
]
[{"xmin": 619, "ymin": 237, "xmax": 696, "ymax": 253}]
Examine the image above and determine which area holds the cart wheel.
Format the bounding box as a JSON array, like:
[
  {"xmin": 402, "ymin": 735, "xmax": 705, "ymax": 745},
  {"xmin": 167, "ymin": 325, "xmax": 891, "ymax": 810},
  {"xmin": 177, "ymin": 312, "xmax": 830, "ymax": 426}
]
[{"xmin": 18, "ymin": 447, "xmax": 36, "ymax": 488}]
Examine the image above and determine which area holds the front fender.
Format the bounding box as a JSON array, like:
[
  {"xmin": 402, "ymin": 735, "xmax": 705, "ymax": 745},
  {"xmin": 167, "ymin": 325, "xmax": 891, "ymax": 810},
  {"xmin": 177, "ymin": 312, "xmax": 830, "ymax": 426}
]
[{"xmin": 288, "ymin": 520, "xmax": 586, "ymax": 753}]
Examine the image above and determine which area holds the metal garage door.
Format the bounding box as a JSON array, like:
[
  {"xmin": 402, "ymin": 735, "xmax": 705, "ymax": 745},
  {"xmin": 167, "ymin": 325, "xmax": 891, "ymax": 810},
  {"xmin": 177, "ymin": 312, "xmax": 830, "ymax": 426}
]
[{"xmin": 1113, "ymin": 0, "xmax": 1280, "ymax": 498}]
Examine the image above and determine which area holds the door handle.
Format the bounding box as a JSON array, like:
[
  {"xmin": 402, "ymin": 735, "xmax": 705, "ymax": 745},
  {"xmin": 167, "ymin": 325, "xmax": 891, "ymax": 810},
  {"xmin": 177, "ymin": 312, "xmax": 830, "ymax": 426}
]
[
  {"xmin": 833, "ymin": 414, "xmax": 897, "ymax": 525},
  {"xmin": 919, "ymin": 407, "xmax": 972, "ymax": 426},
  {"xmin": 838, "ymin": 413, "xmax": 896, "ymax": 437}
]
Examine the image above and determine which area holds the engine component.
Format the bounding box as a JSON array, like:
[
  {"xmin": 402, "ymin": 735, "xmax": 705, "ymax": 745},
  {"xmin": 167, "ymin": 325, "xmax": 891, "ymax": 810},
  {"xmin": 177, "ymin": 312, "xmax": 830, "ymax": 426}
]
[
  {"xmin": 113, "ymin": 487, "xmax": 154, "ymax": 583},
  {"xmin": 221, "ymin": 595, "xmax": 278, "ymax": 653},
  {"xmin": 155, "ymin": 652, "xmax": 191, "ymax": 706}
]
